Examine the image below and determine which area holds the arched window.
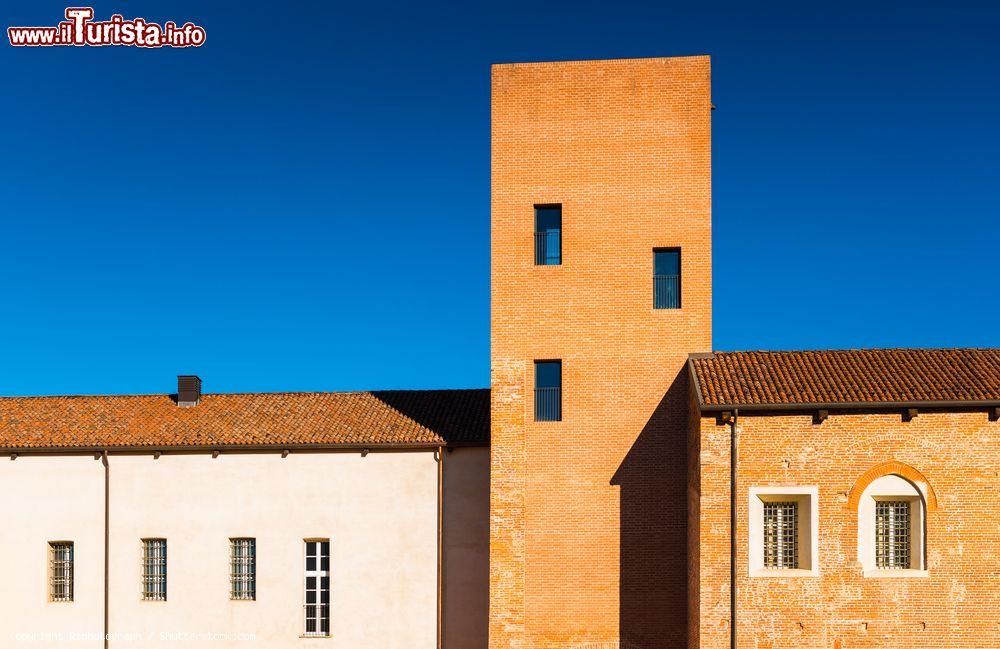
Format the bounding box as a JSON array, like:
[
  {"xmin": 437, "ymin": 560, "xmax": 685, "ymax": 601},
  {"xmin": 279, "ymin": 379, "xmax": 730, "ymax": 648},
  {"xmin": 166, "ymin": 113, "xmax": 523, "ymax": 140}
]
[{"xmin": 856, "ymin": 473, "xmax": 929, "ymax": 576}]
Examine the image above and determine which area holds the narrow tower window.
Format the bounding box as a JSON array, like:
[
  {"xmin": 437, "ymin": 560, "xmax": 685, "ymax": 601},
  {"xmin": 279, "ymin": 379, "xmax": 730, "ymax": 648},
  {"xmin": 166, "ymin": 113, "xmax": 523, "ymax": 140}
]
[
  {"xmin": 142, "ymin": 539, "xmax": 167, "ymax": 601},
  {"xmin": 49, "ymin": 542, "xmax": 74, "ymax": 602},
  {"xmin": 304, "ymin": 540, "xmax": 330, "ymax": 637},
  {"xmin": 534, "ymin": 205, "xmax": 562, "ymax": 265},
  {"xmin": 653, "ymin": 249, "xmax": 681, "ymax": 309},
  {"xmin": 230, "ymin": 538, "xmax": 256, "ymax": 600},
  {"xmin": 534, "ymin": 360, "xmax": 562, "ymax": 422}
]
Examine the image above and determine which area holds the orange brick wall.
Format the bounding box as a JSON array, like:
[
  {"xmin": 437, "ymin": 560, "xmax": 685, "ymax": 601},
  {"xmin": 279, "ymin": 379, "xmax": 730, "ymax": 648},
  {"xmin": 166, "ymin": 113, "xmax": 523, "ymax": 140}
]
[
  {"xmin": 694, "ymin": 408, "xmax": 1000, "ymax": 648},
  {"xmin": 490, "ymin": 57, "xmax": 713, "ymax": 648}
]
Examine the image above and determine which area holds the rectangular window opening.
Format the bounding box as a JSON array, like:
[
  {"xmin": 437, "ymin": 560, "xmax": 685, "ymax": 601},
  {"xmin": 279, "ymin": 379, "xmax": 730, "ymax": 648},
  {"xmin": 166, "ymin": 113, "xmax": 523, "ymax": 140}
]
[
  {"xmin": 762, "ymin": 501, "xmax": 798, "ymax": 569},
  {"xmin": 875, "ymin": 500, "xmax": 911, "ymax": 569},
  {"xmin": 230, "ymin": 538, "xmax": 256, "ymax": 601},
  {"xmin": 534, "ymin": 360, "xmax": 562, "ymax": 422},
  {"xmin": 49, "ymin": 542, "xmax": 74, "ymax": 602},
  {"xmin": 303, "ymin": 540, "xmax": 330, "ymax": 637},
  {"xmin": 653, "ymin": 248, "xmax": 681, "ymax": 309},
  {"xmin": 142, "ymin": 539, "xmax": 167, "ymax": 601},
  {"xmin": 534, "ymin": 205, "xmax": 562, "ymax": 265}
]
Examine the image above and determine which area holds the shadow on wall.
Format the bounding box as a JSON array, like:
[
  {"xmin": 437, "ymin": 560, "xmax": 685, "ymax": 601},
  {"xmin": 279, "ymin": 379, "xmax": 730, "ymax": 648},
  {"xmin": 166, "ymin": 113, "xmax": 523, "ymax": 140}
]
[{"xmin": 611, "ymin": 368, "xmax": 689, "ymax": 649}]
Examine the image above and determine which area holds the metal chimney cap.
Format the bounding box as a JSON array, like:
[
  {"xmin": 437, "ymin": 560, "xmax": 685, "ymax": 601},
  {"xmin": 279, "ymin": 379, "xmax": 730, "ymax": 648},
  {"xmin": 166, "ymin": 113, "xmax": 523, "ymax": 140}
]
[{"xmin": 177, "ymin": 375, "xmax": 202, "ymax": 407}]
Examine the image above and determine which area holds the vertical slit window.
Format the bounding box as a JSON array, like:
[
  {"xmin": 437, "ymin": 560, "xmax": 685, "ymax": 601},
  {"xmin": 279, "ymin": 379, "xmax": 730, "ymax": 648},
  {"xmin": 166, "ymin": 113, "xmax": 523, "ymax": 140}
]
[
  {"xmin": 534, "ymin": 360, "xmax": 562, "ymax": 422},
  {"xmin": 49, "ymin": 542, "xmax": 74, "ymax": 602},
  {"xmin": 304, "ymin": 540, "xmax": 330, "ymax": 637},
  {"xmin": 654, "ymin": 249, "xmax": 681, "ymax": 309},
  {"xmin": 142, "ymin": 539, "xmax": 167, "ymax": 601},
  {"xmin": 762, "ymin": 502, "xmax": 798, "ymax": 569},
  {"xmin": 230, "ymin": 538, "xmax": 256, "ymax": 600},
  {"xmin": 875, "ymin": 500, "xmax": 911, "ymax": 569},
  {"xmin": 534, "ymin": 205, "xmax": 562, "ymax": 265}
]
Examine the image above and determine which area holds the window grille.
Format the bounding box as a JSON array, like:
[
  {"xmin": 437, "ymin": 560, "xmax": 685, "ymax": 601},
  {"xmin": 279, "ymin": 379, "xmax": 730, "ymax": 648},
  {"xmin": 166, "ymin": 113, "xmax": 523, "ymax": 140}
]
[
  {"xmin": 534, "ymin": 205, "xmax": 562, "ymax": 265},
  {"xmin": 763, "ymin": 501, "xmax": 798, "ymax": 569},
  {"xmin": 534, "ymin": 360, "xmax": 562, "ymax": 422},
  {"xmin": 230, "ymin": 538, "xmax": 256, "ymax": 600},
  {"xmin": 875, "ymin": 500, "xmax": 911, "ymax": 569},
  {"xmin": 142, "ymin": 539, "xmax": 167, "ymax": 601},
  {"xmin": 653, "ymin": 249, "xmax": 681, "ymax": 309},
  {"xmin": 50, "ymin": 542, "xmax": 74, "ymax": 602},
  {"xmin": 304, "ymin": 540, "xmax": 330, "ymax": 637}
]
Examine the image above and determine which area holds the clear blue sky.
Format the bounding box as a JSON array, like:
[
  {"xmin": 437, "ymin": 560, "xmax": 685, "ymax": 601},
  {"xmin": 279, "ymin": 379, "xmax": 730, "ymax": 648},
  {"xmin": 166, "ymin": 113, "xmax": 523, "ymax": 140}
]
[{"xmin": 2, "ymin": 1, "xmax": 998, "ymax": 396}]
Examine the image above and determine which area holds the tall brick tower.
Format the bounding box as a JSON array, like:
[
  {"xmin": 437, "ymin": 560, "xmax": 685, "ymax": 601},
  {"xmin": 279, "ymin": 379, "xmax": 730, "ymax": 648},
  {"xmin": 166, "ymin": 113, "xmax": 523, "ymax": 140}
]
[{"xmin": 490, "ymin": 57, "xmax": 713, "ymax": 648}]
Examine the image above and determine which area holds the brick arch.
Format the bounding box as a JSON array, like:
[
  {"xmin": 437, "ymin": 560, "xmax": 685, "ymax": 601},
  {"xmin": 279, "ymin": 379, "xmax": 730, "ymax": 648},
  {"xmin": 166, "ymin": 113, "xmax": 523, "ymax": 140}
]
[{"xmin": 847, "ymin": 461, "xmax": 939, "ymax": 511}]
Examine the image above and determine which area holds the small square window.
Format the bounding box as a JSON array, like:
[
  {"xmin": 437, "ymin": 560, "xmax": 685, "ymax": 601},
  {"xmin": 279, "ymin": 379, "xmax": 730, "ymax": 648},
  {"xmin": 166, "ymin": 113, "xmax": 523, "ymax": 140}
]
[
  {"xmin": 762, "ymin": 502, "xmax": 798, "ymax": 569},
  {"xmin": 749, "ymin": 487, "xmax": 818, "ymax": 577},
  {"xmin": 534, "ymin": 360, "xmax": 562, "ymax": 422},
  {"xmin": 653, "ymin": 249, "xmax": 681, "ymax": 309},
  {"xmin": 49, "ymin": 542, "xmax": 74, "ymax": 602},
  {"xmin": 534, "ymin": 205, "xmax": 562, "ymax": 265}
]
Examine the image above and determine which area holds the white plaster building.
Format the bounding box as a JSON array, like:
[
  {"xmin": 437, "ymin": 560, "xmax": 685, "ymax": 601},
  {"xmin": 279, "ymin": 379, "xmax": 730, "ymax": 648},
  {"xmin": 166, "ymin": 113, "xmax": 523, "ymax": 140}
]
[{"xmin": 0, "ymin": 378, "xmax": 489, "ymax": 648}]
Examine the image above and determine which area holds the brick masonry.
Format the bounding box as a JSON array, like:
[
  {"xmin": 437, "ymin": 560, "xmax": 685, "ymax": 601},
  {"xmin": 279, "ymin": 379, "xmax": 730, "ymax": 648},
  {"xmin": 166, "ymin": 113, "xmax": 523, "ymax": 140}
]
[
  {"xmin": 490, "ymin": 57, "xmax": 713, "ymax": 648},
  {"xmin": 693, "ymin": 408, "xmax": 1000, "ymax": 648}
]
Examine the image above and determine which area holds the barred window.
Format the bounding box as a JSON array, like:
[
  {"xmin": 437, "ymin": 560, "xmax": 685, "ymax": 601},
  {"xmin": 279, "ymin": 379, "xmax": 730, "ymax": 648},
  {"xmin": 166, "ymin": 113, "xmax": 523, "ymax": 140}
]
[
  {"xmin": 875, "ymin": 500, "xmax": 911, "ymax": 569},
  {"xmin": 49, "ymin": 542, "xmax": 74, "ymax": 602},
  {"xmin": 230, "ymin": 538, "xmax": 256, "ymax": 600},
  {"xmin": 304, "ymin": 540, "xmax": 330, "ymax": 637},
  {"xmin": 763, "ymin": 501, "xmax": 798, "ymax": 569},
  {"xmin": 142, "ymin": 539, "xmax": 167, "ymax": 601}
]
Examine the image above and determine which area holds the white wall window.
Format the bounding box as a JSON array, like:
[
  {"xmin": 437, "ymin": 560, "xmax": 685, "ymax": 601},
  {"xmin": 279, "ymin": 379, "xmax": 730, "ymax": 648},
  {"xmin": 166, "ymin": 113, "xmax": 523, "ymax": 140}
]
[
  {"xmin": 230, "ymin": 538, "xmax": 256, "ymax": 600},
  {"xmin": 49, "ymin": 542, "xmax": 74, "ymax": 602},
  {"xmin": 858, "ymin": 475, "xmax": 927, "ymax": 576},
  {"xmin": 142, "ymin": 539, "xmax": 168, "ymax": 601},
  {"xmin": 749, "ymin": 486, "xmax": 819, "ymax": 577},
  {"xmin": 303, "ymin": 540, "xmax": 330, "ymax": 637}
]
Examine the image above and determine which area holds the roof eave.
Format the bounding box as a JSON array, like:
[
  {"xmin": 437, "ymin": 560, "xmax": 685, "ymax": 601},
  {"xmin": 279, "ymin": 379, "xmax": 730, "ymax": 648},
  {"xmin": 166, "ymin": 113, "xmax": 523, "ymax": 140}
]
[{"xmin": 697, "ymin": 398, "xmax": 1000, "ymax": 414}]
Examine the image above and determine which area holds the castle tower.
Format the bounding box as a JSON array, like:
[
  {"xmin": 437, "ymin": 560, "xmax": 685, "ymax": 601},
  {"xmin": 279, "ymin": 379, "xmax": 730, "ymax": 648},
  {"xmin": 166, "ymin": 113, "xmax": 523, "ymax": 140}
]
[{"xmin": 490, "ymin": 57, "xmax": 713, "ymax": 648}]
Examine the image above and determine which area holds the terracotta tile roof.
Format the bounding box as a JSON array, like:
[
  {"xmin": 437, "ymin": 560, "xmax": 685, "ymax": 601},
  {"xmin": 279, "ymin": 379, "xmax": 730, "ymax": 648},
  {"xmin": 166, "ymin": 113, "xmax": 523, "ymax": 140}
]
[
  {"xmin": 0, "ymin": 389, "xmax": 490, "ymax": 451},
  {"xmin": 690, "ymin": 349, "xmax": 1000, "ymax": 409}
]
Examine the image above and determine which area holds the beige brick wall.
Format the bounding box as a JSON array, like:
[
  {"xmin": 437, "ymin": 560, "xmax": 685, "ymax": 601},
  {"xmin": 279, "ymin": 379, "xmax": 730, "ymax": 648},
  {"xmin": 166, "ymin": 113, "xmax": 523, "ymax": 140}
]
[
  {"xmin": 695, "ymin": 408, "xmax": 1000, "ymax": 648},
  {"xmin": 490, "ymin": 57, "xmax": 713, "ymax": 648}
]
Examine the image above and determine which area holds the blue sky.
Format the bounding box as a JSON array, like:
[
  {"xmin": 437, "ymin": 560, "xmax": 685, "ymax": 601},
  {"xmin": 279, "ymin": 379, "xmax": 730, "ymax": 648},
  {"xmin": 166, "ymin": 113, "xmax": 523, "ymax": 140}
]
[{"xmin": 1, "ymin": 0, "xmax": 998, "ymax": 396}]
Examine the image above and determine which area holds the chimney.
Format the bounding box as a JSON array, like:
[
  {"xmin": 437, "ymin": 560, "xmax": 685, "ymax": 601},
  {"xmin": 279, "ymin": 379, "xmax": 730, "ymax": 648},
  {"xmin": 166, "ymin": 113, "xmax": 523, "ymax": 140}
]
[{"xmin": 177, "ymin": 375, "xmax": 202, "ymax": 407}]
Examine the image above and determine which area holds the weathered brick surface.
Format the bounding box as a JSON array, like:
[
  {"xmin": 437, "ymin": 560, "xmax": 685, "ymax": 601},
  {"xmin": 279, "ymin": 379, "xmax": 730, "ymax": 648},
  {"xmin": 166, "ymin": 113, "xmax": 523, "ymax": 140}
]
[
  {"xmin": 490, "ymin": 57, "xmax": 712, "ymax": 648},
  {"xmin": 694, "ymin": 408, "xmax": 1000, "ymax": 648}
]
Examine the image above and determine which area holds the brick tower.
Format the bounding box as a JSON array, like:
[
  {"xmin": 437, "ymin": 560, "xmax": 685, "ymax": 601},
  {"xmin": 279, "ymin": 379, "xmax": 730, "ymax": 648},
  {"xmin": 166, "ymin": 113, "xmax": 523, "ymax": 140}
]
[{"xmin": 490, "ymin": 57, "xmax": 713, "ymax": 648}]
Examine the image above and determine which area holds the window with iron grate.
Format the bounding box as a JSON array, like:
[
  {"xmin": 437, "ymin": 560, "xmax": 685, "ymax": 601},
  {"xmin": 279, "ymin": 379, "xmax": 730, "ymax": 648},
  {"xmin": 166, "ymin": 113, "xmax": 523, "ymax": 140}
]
[
  {"xmin": 49, "ymin": 542, "xmax": 74, "ymax": 602},
  {"xmin": 762, "ymin": 501, "xmax": 798, "ymax": 569},
  {"xmin": 875, "ymin": 500, "xmax": 911, "ymax": 569}
]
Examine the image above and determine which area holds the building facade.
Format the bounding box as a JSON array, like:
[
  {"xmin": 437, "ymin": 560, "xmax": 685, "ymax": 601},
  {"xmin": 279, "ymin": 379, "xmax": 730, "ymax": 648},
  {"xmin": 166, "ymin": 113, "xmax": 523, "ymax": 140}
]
[
  {"xmin": 0, "ymin": 386, "xmax": 490, "ymax": 648},
  {"xmin": 490, "ymin": 56, "xmax": 711, "ymax": 649},
  {"xmin": 3, "ymin": 56, "xmax": 1000, "ymax": 649}
]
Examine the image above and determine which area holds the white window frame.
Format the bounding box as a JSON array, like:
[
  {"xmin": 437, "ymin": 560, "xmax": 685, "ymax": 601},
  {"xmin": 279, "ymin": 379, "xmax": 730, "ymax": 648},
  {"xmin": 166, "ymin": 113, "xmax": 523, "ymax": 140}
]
[
  {"xmin": 49, "ymin": 541, "xmax": 74, "ymax": 602},
  {"xmin": 749, "ymin": 486, "xmax": 819, "ymax": 577},
  {"xmin": 302, "ymin": 539, "xmax": 330, "ymax": 637},
  {"xmin": 230, "ymin": 538, "xmax": 256, "ymax": 601},
  {"xmin": 142, "ymin": 538, "xmax": 168, "ymax": 601},
  {"xmin": 858, "ymin": 474, "xmax": 928, "ymax": 577}
]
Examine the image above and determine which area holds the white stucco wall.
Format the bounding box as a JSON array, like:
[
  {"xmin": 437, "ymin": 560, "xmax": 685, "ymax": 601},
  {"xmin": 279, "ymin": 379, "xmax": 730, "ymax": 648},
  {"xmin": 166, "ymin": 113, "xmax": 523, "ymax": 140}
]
[
  {"xmin": 108, "ymin": 451, "xmax": 438, "ymax": 648},
  {"xmin": 0, "ymin": 446, "xmax": 491, "ymax": 648},
  {"xmin": 0, "ymin": 455, "xmax": 105, "ymax": 648}
]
